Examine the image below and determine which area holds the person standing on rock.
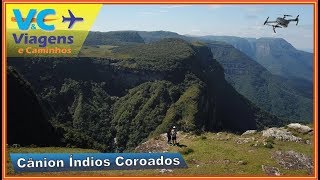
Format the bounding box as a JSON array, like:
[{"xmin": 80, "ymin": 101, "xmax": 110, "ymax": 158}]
[
  {"xmin": 167, "ymin": 128, "xmax": 172, "ymax": 144},
  {"xmin": 171, "ymin": 126, "xmax": 177, "ymax": 145}
]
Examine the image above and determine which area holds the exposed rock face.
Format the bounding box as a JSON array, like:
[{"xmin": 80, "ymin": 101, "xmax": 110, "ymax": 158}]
[
  {"xmin": 272, "ymin": 151, "xmax": 313, "ymax": 175},
  {"xmin": 262, "ymin": 128, "xmax": 302, "ymax": 142},
  {"xmin": 287, "ymin": 123, "xmax": 312, "ymax": 134},
  {"xmin": 235, "ymin": 137, "xmax": 255, "ymax": 144},
  {"xmin": 8, "ymin": 39, "xmax": 283, "ymax": 151},
  {"xmin": 242, "ymin": 130, "xmax": 257, "ymax": 136},
  {"xmin": 200, "ymin": 36, "xmax": 313, "ymax": 81},
  {"xmin": 261, "ymin": 165, "xmax": 281, "ymax": 176},
  {"xmin": 207, "ymin": 41, "xmax": 312, "ymax": 123},
  {"xmin": 135, "ymin": 133, "xmax": 169, "ymax": 153}
]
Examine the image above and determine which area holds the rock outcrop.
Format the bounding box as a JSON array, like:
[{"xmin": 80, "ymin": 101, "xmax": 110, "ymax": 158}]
[
  {"xmin": 262, "ymin": 128, "xmax": 302, "ymax": 142},
  {"xmin": 272, "ymin": 151, "xmax": 313, "ymax": 175},
  {"xmin": 287, "ymin": 123, "xmax": 313, "ymax": 134}
]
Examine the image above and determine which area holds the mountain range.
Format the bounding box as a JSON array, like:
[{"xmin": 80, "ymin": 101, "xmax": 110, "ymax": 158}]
[
  {"xmin": 8, "ymin": 38, "xmax": 283, "ymax": 152},
  {"xmin": 198, "ymin": 35, "xmax": 313, "ymax": 82},
  {"xmin": 7, "ymin": 30, "xmax": 313, "ymax": 152},
  {"xmin": 126, "ymin": 31, "xmax": 313, "ymax": 122}
]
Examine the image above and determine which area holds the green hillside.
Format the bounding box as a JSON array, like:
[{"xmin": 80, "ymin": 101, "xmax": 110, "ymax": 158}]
[
  {"xmin": 8, "ymin": 39, "xmax": 283, "ymax": 153},
  {"xmin": 199, "ymin": 36, "xmax": 313, "ymax": 82},
  {"xmin": 7, "ymin": 125, "xmax": 313, "ymax": 176},
  {"xmin": 206, "ymin": 41, "xmax": 312, "ymax": 122},
  {"xmin": 84, "ymin": 31, "xmax": 145, "ymax": 46},
  {"xmin": 7, "ymin": 68, "xmax": 62, "ymax": 146},
  {"xmin": 118, "ymin": 31, "xmax": 313, "ymax": 122}
]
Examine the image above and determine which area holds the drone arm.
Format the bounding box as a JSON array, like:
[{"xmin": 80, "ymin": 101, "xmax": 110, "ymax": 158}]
[{"xmin": 264, "ymin": 21, "xmax": 277, "ymax": 24}]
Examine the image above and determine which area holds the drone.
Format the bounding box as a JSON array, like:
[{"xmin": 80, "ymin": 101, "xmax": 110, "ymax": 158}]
[{"xmin": 263, "ymin": 14, "xmax": 299, "ymax": 33}]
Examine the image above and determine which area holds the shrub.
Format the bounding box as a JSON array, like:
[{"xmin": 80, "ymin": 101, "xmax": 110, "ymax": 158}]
[
  {"xmin": 265, "ymin": 137, "xmax": 275, "ymax": 144},
  {"xmin": 179, "ymin": 148, "xmax": 194, "ymax": 155},
  {"xmin": 200, "ymin": 136, "xmax": 207, "ymax": 140},
  {"xmin": 264, "ymin": 142, "xmax": 274, "ymax": 149}
]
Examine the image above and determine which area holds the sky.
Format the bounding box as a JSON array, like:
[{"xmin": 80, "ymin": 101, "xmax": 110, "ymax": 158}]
[{"xmin": 91, "ymin": 4, "xmax": 314, "ymax": 51}]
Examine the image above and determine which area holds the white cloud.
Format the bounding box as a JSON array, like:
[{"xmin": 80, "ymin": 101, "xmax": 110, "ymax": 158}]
[{"xmin": 161, "ymin": 5, "xmax": 191, "ymax": 9}]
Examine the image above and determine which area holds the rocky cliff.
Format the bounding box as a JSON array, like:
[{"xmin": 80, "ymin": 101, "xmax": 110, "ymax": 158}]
[{"xmin": 8, "ymin": 39, "xmax": 283, "ymax": 152}]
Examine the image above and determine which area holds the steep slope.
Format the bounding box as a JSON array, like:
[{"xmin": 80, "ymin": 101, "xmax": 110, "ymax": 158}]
[
  {"xmin": 199, "ymin": 35, "xmax": 256, "ymax": 58},
  {"xmin": 7, "ymin": 67, "xmax": 61, "ymax": 146},
  {"xmin": 198, "ymin": 36, "xmax": 313, "ymax": 82},
  {"xmin": 251, "ymin": 38, "xmax": 313, "ymax": 81},
  {"xmin": 8, "ymin": 39, "xmax": 283, "ymax": 152},
  {"xmin": 206, "ymin": 41, "xmax": 312, "ymax": 122}
]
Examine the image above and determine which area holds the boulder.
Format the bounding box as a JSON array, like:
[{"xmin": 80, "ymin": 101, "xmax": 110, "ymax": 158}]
[
  {"xmin": 242, "ymin": 130, "xmax": 257, "ymax": 136},
  {"xmin": 287, "ymin": 123, "xmax": 312, "ymax": 134},
  {"xmin": 159, "ymin": 169, "xmax": 173, "ymax": 173},
  {"xmin": 262, "ymin": 165, "xmax": 281, "ymax": 176},
  {"xmin": 262, "ymin": 128, "xmax": 302, "ymax": 142},
  {"xmin": 235, "ymin": 137, "xmax": 255, "ymax": 144},
  {"xmin": 272, "ymin": 151, "xmax": 313, "ymax": 175}
]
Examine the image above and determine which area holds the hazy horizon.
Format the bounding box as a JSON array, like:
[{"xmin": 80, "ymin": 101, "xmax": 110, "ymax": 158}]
[{"xmin": 91, "ymin": 5, "xmax": 314, "ymax": 50}]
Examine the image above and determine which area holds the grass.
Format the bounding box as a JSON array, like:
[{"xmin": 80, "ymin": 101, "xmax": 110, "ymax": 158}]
[
  {"xmin": 78, "ymin": 45, "xmax": 131, "ymax": 59},
  {"xmin": 6, "ymin": 130, "xmax": 313, "ymax": 176}
]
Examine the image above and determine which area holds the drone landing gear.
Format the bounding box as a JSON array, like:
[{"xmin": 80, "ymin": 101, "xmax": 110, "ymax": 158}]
[{"xmin": 272, "ymin": 25, "xmax": 282, "ymax": 33}]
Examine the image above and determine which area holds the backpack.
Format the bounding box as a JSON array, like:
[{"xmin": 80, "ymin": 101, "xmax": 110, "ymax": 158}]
[{"xmin": 171, "ymin": 129, "xmax": 177, "ymax": 137}]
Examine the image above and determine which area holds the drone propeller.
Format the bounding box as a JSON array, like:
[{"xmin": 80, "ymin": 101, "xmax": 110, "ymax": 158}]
[
  {"xmin": 264, "ymin": 17, "xmax": 269, "ymax": 25},
  {"xmin": 295, "ymin": 15, "xmax": 299, "ymax": 25},
  {"xmin": 282, "ymin": 14, "xmax": 292, "ymax": 19}
]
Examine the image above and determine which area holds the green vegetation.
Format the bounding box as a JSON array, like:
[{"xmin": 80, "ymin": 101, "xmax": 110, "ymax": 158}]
[
  {"xmin": 179, "ymin": 147, "xmax": 195, "ymax": 155},
  {"xmin": 206, "ymin": 41, "xmax": 312, "ymax": 122},
  {"xmin": 44, "ymin": 79, "xmax": 115, "ymax": 152},
  {"xmin": 7, "ymin": 68, "xmax": 61, "ymax": 146},
  {"xmin": 112, "ymin": 81, "xmax": 179, "ymax": 151},
  {"xmin": 152, "ymin": 78, "xmax": 204, "ymax": 135},
  {"xmin": 111, "ymin": 38, "xmax": 195, "ymax": 71},
  {"xmin": 7, "ymin": 128, "xmax": 313, "ymax": 176},
  {"xmin": 79, "ymin": 45, "xmax": 132, "ymax": 59},
  {"xmin": 84, "ymin": 31, "xmax": 145, "ymax": 46},
  {"xmin": 8, "ymin": 38, "xmax": 285, "ymax": 154}
]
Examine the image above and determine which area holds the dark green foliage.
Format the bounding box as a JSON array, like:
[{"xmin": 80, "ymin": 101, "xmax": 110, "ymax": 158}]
[
  {"xmin": 7, "ymin": 67, "xmax": 62, "ymax": 146},
  {"xmin": 199, "ymin": 36, "xmax": 313, "ymax": 82},
  {"xmin": 112, "ymin": 38, "xmax": 195, "ymax": 71},
  {"xmin": 112, "ymin": 81, "xmax": 179, "ymax": 151},
  {"xmin": 265, "ymin": 137, "xmax": 275, "ymax": 144},
  {"xmin": 206, "ymin": 41, "xmax": 312, "ymax": 122},
  {"xmin": 84, "ymin": 31, "xmax": 145, "ymax": 46},
  {"xmin": 200, "ymin": 136, "xmax": 207, "ymax": 140},
  {"xmin": 44, "ymin": 79, "xmax": 115, "ymax": 152},
  {"xmin": 136, "ymin": 33, "xmax": 312, "ymax": 122},
  {"xmin": 138, "ymin": 31, "xmax": 187, "ymax": 43},
  {"xmin": 8, "ymin": 38, "xmax": 285, "ymax": 152},
  {"xmin": 264, "ymin": 142, "xmax": 274, "ymax": 149}
]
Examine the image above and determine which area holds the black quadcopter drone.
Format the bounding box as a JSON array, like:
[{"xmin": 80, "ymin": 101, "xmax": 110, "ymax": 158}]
[{"xmin": 263, "ymin": 14, "xmax": 299, "ymax": 33}]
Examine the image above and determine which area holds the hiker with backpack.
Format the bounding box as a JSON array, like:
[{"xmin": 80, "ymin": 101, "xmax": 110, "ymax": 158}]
[{"xmin": 171, "ymin": 126, "xmax": 177, "ymax": 145}]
